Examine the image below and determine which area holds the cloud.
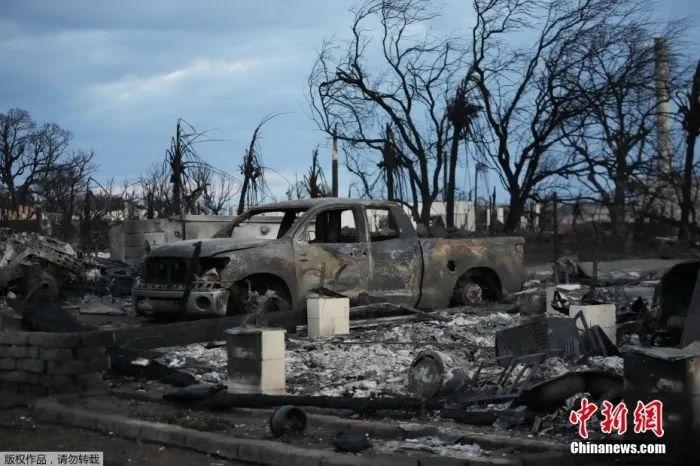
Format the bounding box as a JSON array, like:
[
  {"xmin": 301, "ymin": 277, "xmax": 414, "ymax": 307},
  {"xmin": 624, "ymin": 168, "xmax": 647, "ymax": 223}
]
[{"xmin": 92, "ymin": 58, "xmax": 260, "ymax": 102}]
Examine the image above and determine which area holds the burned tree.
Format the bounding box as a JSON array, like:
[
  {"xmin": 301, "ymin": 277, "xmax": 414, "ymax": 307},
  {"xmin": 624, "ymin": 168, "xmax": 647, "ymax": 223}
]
[
  {"xmin": 468, "ymin": 0, "xmax": 634, "ymax": 231},
  {"xmin": 197, "ymin": 167, "xmax": 237, "ymax": 215},
  {"xmin": 309, "ymin": 0, "xmax": 468, "ymax": 225},
  {"xmin": 237, "ymin": 115, "xmax": 276, "ymax": 214},
  {"xmin": 0, "ymin": 109, "xmax": 71, "ymax": 213},
  {"xmin": 138, "ymin": 162, "xmax": 172, "ymax": 219},
  {"xmin": 446, "ymin": 77, "xmax": 480, "ymax": 229},
  {"xmin": 304, "ymin": 148, "xmax": 330, "ymax": 198},
  {"xmin": 36, "ymin": 150, "xmax": 96, "ymax": 239},
  {"xmin": 560, "ymin": 22, "xmax": 663, "ymax": 237},
  {"xmin": 164, "ymin": 118, "xmax": 234, "ymax": 216}
]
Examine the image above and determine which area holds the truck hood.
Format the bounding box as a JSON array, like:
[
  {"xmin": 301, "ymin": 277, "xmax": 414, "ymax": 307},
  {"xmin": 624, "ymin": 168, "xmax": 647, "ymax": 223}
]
[{"xmin": 147, "ymin": 238, "xmax": 268, "ymax": 258}]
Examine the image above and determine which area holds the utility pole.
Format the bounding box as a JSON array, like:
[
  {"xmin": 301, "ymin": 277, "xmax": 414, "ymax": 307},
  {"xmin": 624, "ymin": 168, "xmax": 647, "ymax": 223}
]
[{"xmin": 331, "ymin": 125, "xmax": 339, "ymax": 197}]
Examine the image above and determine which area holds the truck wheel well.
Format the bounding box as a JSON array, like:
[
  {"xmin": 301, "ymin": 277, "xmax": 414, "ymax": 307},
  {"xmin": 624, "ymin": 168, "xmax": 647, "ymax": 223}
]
[
  {"xmin": 452, "ymin": 267, "xmax": 502, "ymax": 305},
  {"xmin": 227, "ymin": 273, "xmax": 292, "ymax": 315}
]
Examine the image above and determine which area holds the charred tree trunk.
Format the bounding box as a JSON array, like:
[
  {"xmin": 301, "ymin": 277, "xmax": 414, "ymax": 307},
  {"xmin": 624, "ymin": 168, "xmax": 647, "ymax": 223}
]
[
  {"xmin": 446, "ymin": 128, "xmax": 460, "ymax": 229},
  {"xmin": 504, "ymin": 191, "xmax": 525, "ymax": 233}
]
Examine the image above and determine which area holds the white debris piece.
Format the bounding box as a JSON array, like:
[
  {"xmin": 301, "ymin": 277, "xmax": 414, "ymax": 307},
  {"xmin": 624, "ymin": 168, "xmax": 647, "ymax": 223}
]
[
  {"xmin": 590, "ymin": 356, "xmax": 624, "ymax": 375},
  {"xmin": 373, "ymin": 437, "xmax": 483, "ymax": 458}
]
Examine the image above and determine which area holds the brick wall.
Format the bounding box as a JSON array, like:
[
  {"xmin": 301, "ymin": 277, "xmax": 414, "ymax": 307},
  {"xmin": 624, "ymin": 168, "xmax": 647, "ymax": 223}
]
[{"xmin": 0, "ymin": 330, "xmax": 114, "ymax": 396}]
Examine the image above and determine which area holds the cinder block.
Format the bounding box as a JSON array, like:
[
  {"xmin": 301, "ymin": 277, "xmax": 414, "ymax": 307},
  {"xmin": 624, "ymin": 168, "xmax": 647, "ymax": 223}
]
[
  {"xmin": 28, "ymin": 332, "xmax": 80, "ymax": 348},
  {"xmin": 0, "ymin": 346, "xmax": 8, "ymax": 357},
  {"xmin": 40, "ymin": 374, "xmax": 72, "ymax": 388},
  {"xmin": 74, "ymin": 346, "xmax": 105, "ymax": 360},
  {"xmin": 25, "ymin": 346, "xmax": 40, "ymax": 358},
  {"xmin": 0, "ymin": 381, "xmax": 19, "ymax": 393},
  {"xmin": 18, "ymin": 384, "xmax": 48, "ymax": 397},
  {"xmin": 75, "ymin": 372, "xmax": 104, "ymax": 386},
  {"xmin": 47, "ymin": 360, "xmax": 87, "ymax": 375},
  {"xmin": 0, "ymin": 370, "xmax": 28, "ymax": 383},
  {"xmin": 227, "ymin": 357, "xmax": 285, "ymax": 394},
  {"xmin": 0, "ymin": 312, "xmax": 23, "ymax": 331},
  {"xmin": 224, "ymin": 328, "xmax": 285, "ymax": 360},
  {"xmin": 569, "ymin": 303, "xmax": 617, "ymax": 344},
  {"xmin": 17, "ymin": 358, "xmax": 45, "ymax": 373},
  {"xmin": 41, "ymin": 347, "xmax": 74, "ymax": 362},
  {"xmin": 334, "ymin": 317, "xmax": 350, "ymax": 335},
  {"xmin": 307, "ymin": 297, "xmax": 349, "ymax": 337},
  {"xmin": 0, "ymin": 331, "xmax": 29, "ymax": 345},
  {"xmin": 0, "ymin": 358, "xmax": 16, "ymax": 370},
  {"xmin": 307, "ymin": 297, "xmax": 349, "ymax": 318},
  {"xmin": 7, "ymin": 345, "xmax": 28, "ymax": 358},
  {"xmin": 307, "ymin": 317, "xmax": 335, "ymax": 338}
]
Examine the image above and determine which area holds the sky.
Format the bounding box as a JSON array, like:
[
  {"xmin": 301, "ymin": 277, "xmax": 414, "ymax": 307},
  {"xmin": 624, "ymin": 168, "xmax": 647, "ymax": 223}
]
[{"xmin": 0, "ymin": 0, "xmax": 697, "ymax": 202}]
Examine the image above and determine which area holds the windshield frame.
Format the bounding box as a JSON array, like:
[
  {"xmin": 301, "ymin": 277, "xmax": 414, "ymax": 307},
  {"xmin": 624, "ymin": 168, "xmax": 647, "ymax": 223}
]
[{"xmin": 211, "ymin": 207, "xmax": 309, "ymax": 239}]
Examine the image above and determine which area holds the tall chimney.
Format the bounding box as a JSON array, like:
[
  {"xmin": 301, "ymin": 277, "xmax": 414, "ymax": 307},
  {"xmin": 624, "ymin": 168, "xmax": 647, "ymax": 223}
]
[{"xmin": 654, "ymin": 37, "xmax": 674, "ymax": 174}]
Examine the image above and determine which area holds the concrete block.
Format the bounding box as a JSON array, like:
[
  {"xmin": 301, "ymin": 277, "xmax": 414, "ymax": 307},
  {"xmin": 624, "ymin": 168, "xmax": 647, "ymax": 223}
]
[
  {"xmin": 40, "ymin": 347, "xmax": 74, "ymax": 362},
  {"xmin": 0, "ymin": 312, "xmax": 23, "ymax": 331},
  {"xmin": 7, "ymin": 345, "xmax": 28, "ymax": 358},
  {"xmin": 26, "ymin": 346, "xmax": 40, "ymax": 358},
  {"xmin": 0, "ymin": 331, "xmax": 29, "ymax": 345},
  {"xmin": 75, "ymin": 372, "xmax": 104, "ymax": 386},
  {"xmin": 0, "ymin": 346, "xmax": 8, "ymax": 357},
  {"xmin": 224, "ymin": 328, "xmax": 285, "ymax": 360},
  {"xmin": 308, "ymin": 318, "xmax": 335, "ymax": 338},
  {"xmin": 47, "ymin": 360, "xmax": 87, "ymax": 375},
  {"xmin": 28, "ymin": 332, "xmax": 80, "ymax": 348},
  {"xmin": 0, "ymin": 381, "xmax": 19, "ymax": 393},
  {"xmin": 307, "ymin": 297, "xmax": 349, "ymax": 318},
  {"xmin": 40, "ymin": 374, "xmax": 72, "ymax": 388},
  {"xmin": 0, "ymin": 370, "xmax": 28, "ymax": 383},
  {"xmin": 17, "ymin": 358, "xmax": 45, "ymax": 373},
  {"xmin": 334, "ymin": 317, "xmax": 350, "ymax": 335},
  {"xmin": 569, "ymin": 303, "xmax": 617, "ymax": 344},
  {"xmin": 0, "ymin": 358, "xmax": 16, "ymax": 370},
  {"xmin": 18, "ymin": 384, "xmax": 48, "ymax": 397},
  {"xmin": 545, "ymin": 284, "xmax": 581, "ymax": 313},
  {"xmin": 307, "ymin": 297, "xmax": 349, "ymax": 337},
  {"xmin": 227, "ymin": 357, "xmax": 285, "ymax": 394},
  {"xmin": 74, "ymin": 346, "xmax": 105, "ymax": 360}
]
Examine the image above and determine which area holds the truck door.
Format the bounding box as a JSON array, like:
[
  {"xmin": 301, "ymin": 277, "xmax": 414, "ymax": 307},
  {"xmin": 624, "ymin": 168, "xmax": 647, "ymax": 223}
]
[
  {"xmin": 293, "ymin": 206, "xmax": 369, "ymax": 299},
  {"xmin": 365, "ymin": 205, "xmax": 422, "ymax": 306}
]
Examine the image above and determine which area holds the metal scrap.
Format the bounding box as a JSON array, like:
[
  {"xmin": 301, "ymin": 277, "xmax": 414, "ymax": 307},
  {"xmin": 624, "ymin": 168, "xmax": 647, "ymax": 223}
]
[{"xmin": 0, "ymin": 228, "xmax": 82, "ymax": 299}]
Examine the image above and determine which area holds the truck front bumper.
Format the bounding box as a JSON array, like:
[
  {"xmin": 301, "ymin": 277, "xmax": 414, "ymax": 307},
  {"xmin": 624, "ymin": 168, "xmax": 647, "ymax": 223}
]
[{"xmin": 133, "ymin": 282, "xmax": 229, "ymax": 317}]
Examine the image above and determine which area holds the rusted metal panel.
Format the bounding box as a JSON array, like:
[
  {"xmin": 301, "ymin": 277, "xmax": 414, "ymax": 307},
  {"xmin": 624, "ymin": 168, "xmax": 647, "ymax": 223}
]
[{"xmin": 418, "ymin": 236, "xmax": 525, "ymax": 308}]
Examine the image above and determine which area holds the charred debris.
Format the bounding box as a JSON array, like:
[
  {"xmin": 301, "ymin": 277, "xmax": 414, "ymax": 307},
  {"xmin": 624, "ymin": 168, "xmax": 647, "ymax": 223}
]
[{"xmin": 2, "ymin": 222, "xmax": 700, "ymax": 460}]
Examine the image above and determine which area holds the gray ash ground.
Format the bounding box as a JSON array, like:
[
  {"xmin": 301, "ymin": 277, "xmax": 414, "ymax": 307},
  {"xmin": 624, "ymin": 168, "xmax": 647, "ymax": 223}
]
[{"xmin": 152, "ymin": 307, "xmax": 622, "ymax": 398}]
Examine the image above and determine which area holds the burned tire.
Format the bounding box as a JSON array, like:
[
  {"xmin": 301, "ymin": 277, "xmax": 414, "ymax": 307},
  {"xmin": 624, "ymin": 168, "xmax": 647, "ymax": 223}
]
[
  {"xmin": 452, "ymin": 268, "xmax": 501, "ymax": 306},
  {"xmin": 226, "ymin": 276, "xmax": 292, "ymax": 316},
  {"xmin": 22, "ymin": 267, "xmax": 62, "ymax": 302}
]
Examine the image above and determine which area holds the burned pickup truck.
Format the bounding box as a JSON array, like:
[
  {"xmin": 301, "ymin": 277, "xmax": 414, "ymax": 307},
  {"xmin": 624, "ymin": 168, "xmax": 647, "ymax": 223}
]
[{"xmin": 133, "ymin": 199, "xmax": 524, "ymax": 318}]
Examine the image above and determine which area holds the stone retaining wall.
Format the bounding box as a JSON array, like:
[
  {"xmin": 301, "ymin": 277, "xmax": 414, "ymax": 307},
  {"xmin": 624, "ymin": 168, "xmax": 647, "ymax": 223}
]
[{"xmin": 0, "ymin": 330, "xmax": 114, "ymax": 396}]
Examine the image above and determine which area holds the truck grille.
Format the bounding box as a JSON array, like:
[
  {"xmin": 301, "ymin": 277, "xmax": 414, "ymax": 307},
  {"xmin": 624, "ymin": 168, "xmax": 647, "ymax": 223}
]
[
  {"xmin": 143, "ymin": 258, "xmax": 189, "ymax": 284},
  {"xmin": 142, "ymin": 257, "xmax": 230, "ymax": 285}
]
